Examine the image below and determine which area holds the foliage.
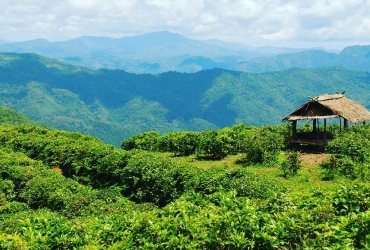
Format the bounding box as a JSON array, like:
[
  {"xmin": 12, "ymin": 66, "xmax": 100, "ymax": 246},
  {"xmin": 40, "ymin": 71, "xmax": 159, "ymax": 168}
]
[
  {"xmin": 325, "ymin": 125, "xmax": 370, "ymax": 179},
  {"xmin": 121, "ymin": 131, "xmax": 160, "ymax": 151},
  {"xmin": 197, "ymin": 129, "xmax": 233, "ymax": 159},
  {"xmin": 0, "ymin": 125, "xmax": 129, "ymax": 187},
  {"xmin": 280, "ymin": 151, "xmax": 302, "ymax": 178},
  {"xmin": 1, "ymin": 123, "xmax": 370, "ymax": 248},
  {"xmin": 159, "ymin": 131, "xmax": 199, "ymax": 156},
  {"xmin": 326, "ymin": 125, "xmax": 370, "ymax": 163},
  {"xmin": 122, "ymin": 124, "xmax": 290, "ymax": 161},
  {"xmin": 321, "ymin": 155, "xmax": 358, "ymax": 180},
  {"xmin": 244, "ymin": 126, "xmax": 285, "ymax": 165},
  {"xmin": 332, "ymin": 184, "xmax": 370, "ymax": 216},
  {"xmin": 120, "ymin": 150, "xmax": 199, "ymax": 207}
]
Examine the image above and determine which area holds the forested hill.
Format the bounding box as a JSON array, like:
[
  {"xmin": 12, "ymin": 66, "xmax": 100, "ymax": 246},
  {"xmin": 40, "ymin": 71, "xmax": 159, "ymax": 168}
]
[{"xmin": 1, "ymin": 52, "xmax": 370, "ymax": 146}]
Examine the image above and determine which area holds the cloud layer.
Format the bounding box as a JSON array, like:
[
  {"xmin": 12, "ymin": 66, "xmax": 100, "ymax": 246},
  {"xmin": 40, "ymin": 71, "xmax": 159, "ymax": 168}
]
[{"xmin": 1, "ymin": 0, "xmax": 369, "ymax": 49}]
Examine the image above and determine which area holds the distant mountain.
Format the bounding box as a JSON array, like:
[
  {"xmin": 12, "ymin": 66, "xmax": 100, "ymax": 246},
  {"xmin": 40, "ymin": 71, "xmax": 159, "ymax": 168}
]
[
  {"xmin": 0, "ymin": 39, "xmax": 12, "ymax": 44},
  {"xmin": 234, "ymin": 45, "xmax": 370, "ymax": 73},
  {"xmin": 0, "ymin": 31, "xmax": 318, "ymax": 73},
  {"xmin": 0, "ymin": 52, "xmax": 369, "ymax": 146}
]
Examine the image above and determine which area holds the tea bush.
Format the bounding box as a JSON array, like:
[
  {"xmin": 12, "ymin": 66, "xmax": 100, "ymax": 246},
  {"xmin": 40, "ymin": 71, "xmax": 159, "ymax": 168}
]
[
  {"xmin": 324, "ymin": 125, "xmax": 370, "ymax": 180},
  {"xmin": 158, "ymin": 131, "xmax": 199, "ymax": 156},
  {"xmin": 120, "ymin": 150, "xmax": 199, "ymax": 206},
  {"xmin": 332, "ymin": 184, "xmax": 370, "ymax": 216},
  {"xmin": 280, "ymin": 151, "xmax": 302, "ymax": 178},
  {"xmin": 244, "ymin": 126, "xmax": 285, "ymax": 165},
  {"xmin": 326, "ymin": 125, "xmax": 370, "ymax": 163},
  {"xmin": 121, "ymin": 131, "xmax": 160, "ymax": 151},
  {"xmin": 197, "ymin": 129, "xmax": 234, "ymax": 159}
]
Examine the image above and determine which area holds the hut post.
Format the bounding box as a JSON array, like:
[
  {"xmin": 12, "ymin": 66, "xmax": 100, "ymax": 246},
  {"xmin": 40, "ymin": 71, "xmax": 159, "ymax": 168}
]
[
  {"xmin": 344, "ymin": 118, "xmax": 348, "ymax": 129},
  {"xmin": 324, "ymin": 118, "xmax": 327, "ymax": 143},
  {"xmin": 292, "ymin": 120, "xmax": 297, "ymax": 135},
  {"xmin": 313, "ymin": 119, "xmax": 317, "ymax": 132}
]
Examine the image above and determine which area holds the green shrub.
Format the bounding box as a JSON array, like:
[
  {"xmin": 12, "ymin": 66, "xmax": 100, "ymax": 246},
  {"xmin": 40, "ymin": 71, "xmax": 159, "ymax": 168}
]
[
  {"xmin": 326, "ymin": 126, "xmax": 370, "ymax": 163},
  {"xmin": 346, "ymin": 211, "xmax": 370, "ymax": 248},
  {"xmin": 321, "ymin": 155, "xmax": 361, "ymax": 180},
  {"xmin": 1, "ymin": 126, "xmax": 131, "ymax": 188},
  {"xmin": 332, "ymin": 184, "xmax": 370, "ymax": 216},
  {"xmin": 244, "ymin": 126, "xmax": 284, "ymax": 165},
  {"xmin": 279, "ymin": 151, "xmax": 302, "ymax": 178},
  {"xmin": 121, "ymin": 131, "xmax": 160, "ymax": 151},
  {"xmin": 0, "ymin": 209, "xmax": 88, "ymax": 249},
  {"xmin": 185, "ymin": 167, "xmax": 229, "ymax": 194},
  {"xmin": 186, "ymin": 167, "xmax": 286, "ymax": 199},
  {"xmin": 0, "ymin": 180, "xmax": 15, "ymax": 201},
  {"xmin": 19, "ymin": 171, "xmax": 93, "ymax": 211},
  {"xmin": 224, "ymin": 168, "xmax": 286, "ymax": 199},
  {"xmin": 159, "ymin": 131, "xmax": 199, "ymax": 156},
  {"xmin": 197, "ymin": 130, "xmax": 233, "ymax": 160},
  {"xmin": 120, "ymin": 151, "xmax": 199, "ymax": 207},
  {"xmin": 0, "ymin": 233, "xmax": 30, "ymax": 250},
  {"xmin": 0, "ymin": 201, "xmax": 29, "ymax": 215},
  {"xmin": 230, "ymin": 123, "xmax": 254, "ymax": 153}
]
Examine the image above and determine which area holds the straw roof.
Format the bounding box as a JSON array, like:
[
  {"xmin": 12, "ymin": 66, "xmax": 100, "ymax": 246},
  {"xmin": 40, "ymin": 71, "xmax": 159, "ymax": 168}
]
[{"xmin": 283, "ymin": 93, "xmax": 370, "ymax": 123}]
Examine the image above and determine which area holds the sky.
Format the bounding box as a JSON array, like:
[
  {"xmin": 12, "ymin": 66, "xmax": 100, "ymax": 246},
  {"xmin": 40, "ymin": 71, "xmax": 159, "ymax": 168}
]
[{"xmin": 1, "ymin": 0, "xmax": 370, "ymax": 50}]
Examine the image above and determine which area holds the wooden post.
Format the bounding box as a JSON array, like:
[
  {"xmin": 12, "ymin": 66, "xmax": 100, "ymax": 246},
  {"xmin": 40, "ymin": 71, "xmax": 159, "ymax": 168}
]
[
  {"xmin": 344, "ymin": 118, "xmax": 348, "ymax": 129},
  {"xmin": 292, "ymin": 120, "xmax": 297, "ymax": 134},
  {"xmin": 313, "ymin": 119, "xmax": 317, "ymax": 132},
  {"xmin": 324, "ymin": 118, "xmax": 327, "ymax": 143}
]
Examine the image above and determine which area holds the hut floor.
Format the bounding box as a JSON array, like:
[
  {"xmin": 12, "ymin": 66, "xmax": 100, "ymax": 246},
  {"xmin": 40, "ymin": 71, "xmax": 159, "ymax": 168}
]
[{"xmin": 291, "ymin": 138, "xmax": 332, "ymax": 146}]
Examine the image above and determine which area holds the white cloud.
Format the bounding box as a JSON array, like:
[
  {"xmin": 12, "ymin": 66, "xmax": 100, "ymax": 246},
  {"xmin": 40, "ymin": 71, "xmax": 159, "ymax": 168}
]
[{"xmin": 0, "ymin": 0, "xmax": 369, "ymax": 49}]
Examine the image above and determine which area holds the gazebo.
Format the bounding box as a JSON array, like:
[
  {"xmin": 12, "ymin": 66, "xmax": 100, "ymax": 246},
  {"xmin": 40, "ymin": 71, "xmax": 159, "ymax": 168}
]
[{"xmin": 282, "ymin": 93, "xmax": 370, "ymax": 146}]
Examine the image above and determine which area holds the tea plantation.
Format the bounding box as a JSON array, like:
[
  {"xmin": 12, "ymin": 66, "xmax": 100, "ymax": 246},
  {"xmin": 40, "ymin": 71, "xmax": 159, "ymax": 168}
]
[{"xmin": 1, "ymin": 119, "xmax": 370, "ymax": 248}]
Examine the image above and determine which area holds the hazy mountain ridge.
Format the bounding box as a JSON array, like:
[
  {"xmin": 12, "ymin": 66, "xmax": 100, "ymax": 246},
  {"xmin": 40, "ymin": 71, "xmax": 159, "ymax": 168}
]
[
  {"xmin": 0, "ymin": 52, "xmax": 369, "ymax": 146},
  {"xmin": 234, "ymin": 46, "xmax": 370, "ymax": 73},
  {"xmin": 0, "ymin": 31, "xmax": 328, "ymax": 73}
]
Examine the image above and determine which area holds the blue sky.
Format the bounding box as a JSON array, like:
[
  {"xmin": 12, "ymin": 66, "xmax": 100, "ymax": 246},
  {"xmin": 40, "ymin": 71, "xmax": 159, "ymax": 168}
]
[{"xmin": 1, "ymin": 0, "xmax": 369, "ymax": 50}]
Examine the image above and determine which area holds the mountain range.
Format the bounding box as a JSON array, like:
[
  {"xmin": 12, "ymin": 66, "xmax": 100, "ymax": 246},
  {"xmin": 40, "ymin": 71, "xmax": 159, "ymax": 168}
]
[
  {"xmin": 234, "ymin": 46, "xmax": 370, "ymax": 73},
  {"xmin": 0, "ymin": 52, "xmax": 369, "ymax": 147},
  {"xmin": 0, "ymin": 31, "xmax": 338, "ymax": 74}
]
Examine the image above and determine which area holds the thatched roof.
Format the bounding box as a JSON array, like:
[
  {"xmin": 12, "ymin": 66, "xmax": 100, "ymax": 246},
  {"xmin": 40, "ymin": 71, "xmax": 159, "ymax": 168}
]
[{"xmin": 283, "ymin": 93, "xmax": 370, "ymax": 123}]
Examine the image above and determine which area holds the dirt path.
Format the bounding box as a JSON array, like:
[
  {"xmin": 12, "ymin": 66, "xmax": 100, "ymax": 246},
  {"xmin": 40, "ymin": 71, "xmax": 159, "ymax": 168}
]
[{"xmin": 300, "ymin": 153, "xmax": 330, "ymax": 166}]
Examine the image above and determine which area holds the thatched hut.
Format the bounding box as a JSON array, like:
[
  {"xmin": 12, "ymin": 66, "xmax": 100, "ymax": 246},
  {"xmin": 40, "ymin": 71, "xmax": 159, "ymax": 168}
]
[{"xmin": 282, "ymin": 93, "xmax": 370, "ymax": 146}]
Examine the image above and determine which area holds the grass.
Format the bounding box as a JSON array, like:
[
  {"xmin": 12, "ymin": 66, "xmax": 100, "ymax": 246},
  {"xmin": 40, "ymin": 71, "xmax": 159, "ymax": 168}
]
[
  {"xmin": 168, "ymin": 151, "xmax": 352, "ymax": 194},
  {"xmin": 169, "ymin": 153, "xmax": 244, "ymax": 171}
]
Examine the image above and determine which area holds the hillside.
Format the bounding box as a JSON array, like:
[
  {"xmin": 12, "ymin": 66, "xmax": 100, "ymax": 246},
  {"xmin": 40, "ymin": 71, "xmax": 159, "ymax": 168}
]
[
  {"xmin": 0, "ymin": 106, "xmax": 37, "ymax": 125},
  {"xmin": 1, "ymin": 119, "xmax": 370, "ymax": 248},
  {"xmin": 1, "ymin": 52, "xmax": 370, "ymax": 146}
]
